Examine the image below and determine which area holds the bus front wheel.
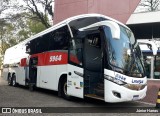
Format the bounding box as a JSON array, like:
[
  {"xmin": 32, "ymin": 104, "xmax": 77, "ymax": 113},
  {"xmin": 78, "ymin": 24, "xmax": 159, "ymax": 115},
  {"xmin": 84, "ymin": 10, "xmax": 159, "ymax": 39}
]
[{"xmin": 61, "ymin": 78, "xmax": 70, "ymax": 100}]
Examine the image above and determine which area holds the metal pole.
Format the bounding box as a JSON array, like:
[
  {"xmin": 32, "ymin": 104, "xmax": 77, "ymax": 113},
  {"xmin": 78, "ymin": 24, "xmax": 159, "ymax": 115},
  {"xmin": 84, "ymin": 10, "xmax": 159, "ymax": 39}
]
[{"xmin": 150, "ymin": 56, "xmax": 154, "ymax": 79}]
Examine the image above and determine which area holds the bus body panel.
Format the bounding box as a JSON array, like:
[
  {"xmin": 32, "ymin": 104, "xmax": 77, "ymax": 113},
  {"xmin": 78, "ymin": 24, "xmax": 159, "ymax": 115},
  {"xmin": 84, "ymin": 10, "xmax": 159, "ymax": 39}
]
[
  {"xmin": 37, "ymin": 65, "xmax": 67, "ymax": 91},
  {"xmin": 67, "ymin": 64, "xmax": 84, "ymax": 98},
  {"xmin": 36, "ymin": 66, "xmax": 41, "ymax": 87},
  {"xmin": 3, "ymin": 67, "xmax": 9, "ymax": 80},
  {"xmin": 14, "ymin": 67, "xmax": 25, "ymax": 85},
  {"xmin": 38, "ymin": 65, "xmax": 57, "ymax": 90}
]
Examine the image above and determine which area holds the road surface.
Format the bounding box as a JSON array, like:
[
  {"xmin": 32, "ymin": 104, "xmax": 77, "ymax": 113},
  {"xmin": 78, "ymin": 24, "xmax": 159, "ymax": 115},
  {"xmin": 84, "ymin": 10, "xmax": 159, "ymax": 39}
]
[{"xmin": 0, "ymin": 76, "xmax": 158, "ymax": 116}]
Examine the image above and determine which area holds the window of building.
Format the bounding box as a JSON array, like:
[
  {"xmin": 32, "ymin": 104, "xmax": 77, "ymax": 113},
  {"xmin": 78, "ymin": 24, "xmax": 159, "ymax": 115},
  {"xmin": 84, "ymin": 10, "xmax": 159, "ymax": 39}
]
[{"xmin": 143, "ymin": 54, "xmax": 160, "ymax": 79}]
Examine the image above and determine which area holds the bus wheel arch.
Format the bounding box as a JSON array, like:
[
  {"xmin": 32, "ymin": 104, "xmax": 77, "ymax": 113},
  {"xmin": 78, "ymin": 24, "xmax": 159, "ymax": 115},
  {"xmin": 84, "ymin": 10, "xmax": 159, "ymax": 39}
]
[{"xmin": 58, "ymin": 74, "xmax": 70, "ymax": 100}]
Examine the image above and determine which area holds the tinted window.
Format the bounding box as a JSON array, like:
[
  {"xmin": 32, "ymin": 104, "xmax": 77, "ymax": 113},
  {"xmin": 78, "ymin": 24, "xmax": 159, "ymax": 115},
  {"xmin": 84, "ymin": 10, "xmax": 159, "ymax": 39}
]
[
  {"xmin": 69, "ymin": 35, "xmax": 83, "ymax": 66},
  {"xmin": 48, "ymin": 26, "xmax": 70, "ymax": 51},
  {"xmin": 30, "ymin": 39, "xmax": 37, "ymax": 54},
  {"xmin": 36, "ymin": 34, "xmax": 50, "ymax": 53},
  {"xmin": 29, "ymin": 25, "xmax": 71, "ymax": 54}
]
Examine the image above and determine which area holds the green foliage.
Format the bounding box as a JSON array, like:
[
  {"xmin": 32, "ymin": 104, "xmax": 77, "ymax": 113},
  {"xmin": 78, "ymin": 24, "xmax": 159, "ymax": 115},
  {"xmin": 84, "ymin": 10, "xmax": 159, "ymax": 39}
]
[
  {"xmin": 1, "ymin": 40, "xmax": 10, "ymax": 55},
  {"xmin": 0, "ymin": 0, "xmax": 53, "ymax": 68},
  {"xmin": 27, "ymin": 19, "xmax": 47, "ymax": 34},
  {"xmin": 18, "ymin": 29, "xmax": 30, "ymax": 41},
  {"xmin": 0, "ymin": 20, "xmax": 15, "ymax": 53}
]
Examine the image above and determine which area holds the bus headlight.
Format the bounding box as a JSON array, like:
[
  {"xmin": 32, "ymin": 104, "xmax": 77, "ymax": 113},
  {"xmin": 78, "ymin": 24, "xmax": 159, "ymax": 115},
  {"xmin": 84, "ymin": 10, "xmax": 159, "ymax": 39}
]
[
  {"xmin": 104, "ymin": 75, "xmax": 127, "ymax": 85},
  {"xmin": 123, "ymin": 84, "xmax": 146, "ymax": 91}
]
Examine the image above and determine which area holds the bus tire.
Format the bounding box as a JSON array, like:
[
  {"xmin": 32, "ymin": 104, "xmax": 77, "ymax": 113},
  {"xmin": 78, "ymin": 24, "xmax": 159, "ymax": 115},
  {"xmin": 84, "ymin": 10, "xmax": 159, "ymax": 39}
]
[
  {"xmin": 61, "ymin": 78, "xmax": 70, "ymax": 100},
  {"xmin": 12, "ymin": 74, "xmax": 17, "ymax": 87},
  {"xmin": 8, "ymin": 74, "xmax": 12, "ymax": 86},
  {"xmin": 29, "ymin": 84, "xmax": 34, "ymax": 91}
]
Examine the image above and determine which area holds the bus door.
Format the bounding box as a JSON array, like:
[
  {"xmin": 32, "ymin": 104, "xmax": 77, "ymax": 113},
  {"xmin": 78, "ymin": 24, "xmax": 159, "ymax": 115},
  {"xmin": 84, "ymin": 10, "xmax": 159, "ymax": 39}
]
[
  {"xmin": 83, "ymin": 32, "xmax": 104, "ymax": 98},
  {"xmin": 29, "ymin": 57, "xmax": 38, "ymax": 86},
  {"xmin": 67, "ymin": 38, "xmax": 84, "ymax": 98},
  {"xmin": 24, "ymin": 57, "xmax": 29, "ymax": 85}
]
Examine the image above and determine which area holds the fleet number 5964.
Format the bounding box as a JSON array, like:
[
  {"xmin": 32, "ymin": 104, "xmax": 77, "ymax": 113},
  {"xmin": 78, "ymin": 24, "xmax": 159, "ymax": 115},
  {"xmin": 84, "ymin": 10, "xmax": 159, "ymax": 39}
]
[{"xmin": 50, "ymin": 55, "xmax": 62, "ymax": 62}]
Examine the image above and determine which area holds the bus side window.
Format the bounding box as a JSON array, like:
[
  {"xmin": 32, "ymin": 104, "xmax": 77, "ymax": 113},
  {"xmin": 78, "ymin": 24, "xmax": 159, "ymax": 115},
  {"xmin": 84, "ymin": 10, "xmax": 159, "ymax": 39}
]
[
  {"xmin": 35, "ymin": 34, "xmax": 50, "ymax": 54},
  {"xmin": 29, "ymin": 39, "xmax": 37, "ymax": 54},
  {"xmin": 48, "ymin": 25, "xmax": 70, "ymax": 51},
  {"xmin": 69, "ymin": 37, "xmax": 83, "ymax": 66}
]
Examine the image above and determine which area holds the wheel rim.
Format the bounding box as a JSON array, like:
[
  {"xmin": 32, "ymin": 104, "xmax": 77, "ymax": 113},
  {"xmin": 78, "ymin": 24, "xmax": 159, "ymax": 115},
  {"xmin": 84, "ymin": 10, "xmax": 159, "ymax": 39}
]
[{"xmin": 63, "ymin": 82, "xmax": 67, "ymax": 95}]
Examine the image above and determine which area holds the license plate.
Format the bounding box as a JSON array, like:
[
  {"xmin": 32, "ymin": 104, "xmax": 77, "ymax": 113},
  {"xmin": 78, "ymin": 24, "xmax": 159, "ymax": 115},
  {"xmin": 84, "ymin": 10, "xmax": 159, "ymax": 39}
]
[{"xmin": 133, "ymin": 95, "xmax": 139, "ymax": 100}]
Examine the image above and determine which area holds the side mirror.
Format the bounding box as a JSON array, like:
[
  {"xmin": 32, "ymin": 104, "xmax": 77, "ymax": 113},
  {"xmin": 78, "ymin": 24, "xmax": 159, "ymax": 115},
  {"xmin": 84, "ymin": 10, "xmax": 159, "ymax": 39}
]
[{"xmin": 138, "ymin": 40, "xmax": 158, "ymax": 55}]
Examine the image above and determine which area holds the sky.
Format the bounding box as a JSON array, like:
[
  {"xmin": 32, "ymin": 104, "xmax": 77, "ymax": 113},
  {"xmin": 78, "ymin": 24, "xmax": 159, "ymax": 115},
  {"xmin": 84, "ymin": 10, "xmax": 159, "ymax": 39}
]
[{"xmin": 0, "ymin": 0, "xmax": 54, "ymax": 25}]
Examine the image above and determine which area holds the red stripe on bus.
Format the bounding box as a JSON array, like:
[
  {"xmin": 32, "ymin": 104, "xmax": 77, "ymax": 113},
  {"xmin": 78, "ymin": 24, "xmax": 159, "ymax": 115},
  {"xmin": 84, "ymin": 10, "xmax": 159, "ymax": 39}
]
[
  {"xmin": 43, "ymin": 52, "xmax": 68, "ymax": 66},
  {"xmin": 30, "ymin": 51, "xmax": 68, "ymax": 66},
  {"xmin": 20, "ymin": 58, "xmax": 27, "ymax": 67},
  {"xmin": 20, "ymin": 51, "xmax": 80, "ymax": 67}
]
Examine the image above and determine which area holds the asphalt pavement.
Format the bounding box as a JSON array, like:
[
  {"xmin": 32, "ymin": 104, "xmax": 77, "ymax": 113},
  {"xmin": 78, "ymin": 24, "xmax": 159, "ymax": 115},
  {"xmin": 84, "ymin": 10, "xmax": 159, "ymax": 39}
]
[{"xmin": 0, "ymin": 76, "xmax": 159, "ymax": 116}]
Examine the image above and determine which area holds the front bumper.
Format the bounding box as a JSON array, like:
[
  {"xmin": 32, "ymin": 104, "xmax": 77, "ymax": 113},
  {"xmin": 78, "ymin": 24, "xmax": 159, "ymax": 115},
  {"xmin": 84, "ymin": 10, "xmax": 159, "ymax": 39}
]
[{"xmin": 104, "ymin": 80, "xmax": 147, "ymax": 103}]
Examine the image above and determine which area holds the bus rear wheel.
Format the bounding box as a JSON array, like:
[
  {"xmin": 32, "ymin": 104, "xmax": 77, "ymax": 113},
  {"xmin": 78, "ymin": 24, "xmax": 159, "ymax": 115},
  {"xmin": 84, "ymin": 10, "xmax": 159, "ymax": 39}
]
[
  {"xmin": 12, "ymin": 74, "xmax": 17, "ymax": 87},
  {"xmin": 8, "ymin": 75, "xmax": 12, "ymax": 86},
  {"xmin": 61, "ymin": 78, "xmax": 70, "ymax": 100},
  {"xmin": 29, "ymin": 83, "xmax": 35, "ymax": 91}
]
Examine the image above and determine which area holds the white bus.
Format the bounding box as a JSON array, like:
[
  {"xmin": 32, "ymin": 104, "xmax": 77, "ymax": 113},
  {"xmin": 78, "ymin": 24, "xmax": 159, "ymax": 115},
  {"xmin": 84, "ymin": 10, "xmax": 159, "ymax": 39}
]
[{"xmin": 3, "ymin": 14, "xmax": 147, "ymax": 103}]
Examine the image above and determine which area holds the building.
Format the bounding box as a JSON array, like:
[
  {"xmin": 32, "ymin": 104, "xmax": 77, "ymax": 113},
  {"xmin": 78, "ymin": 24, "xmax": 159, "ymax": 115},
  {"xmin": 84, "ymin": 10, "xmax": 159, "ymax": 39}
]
[
  {"xmin": 54, "ymin": 0, "xmax": 141, "ymax": 24},
  {"xmin": 127, "ymin": 11, "xmax": 160, "ymax": 80}
]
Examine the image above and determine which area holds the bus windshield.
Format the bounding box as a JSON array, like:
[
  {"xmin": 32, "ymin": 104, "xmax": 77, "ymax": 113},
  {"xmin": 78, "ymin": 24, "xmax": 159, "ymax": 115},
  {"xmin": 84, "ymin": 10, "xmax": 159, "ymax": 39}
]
[{"xmin": 104, "ymin": 25, "xmax": 145, "ymax": 78}]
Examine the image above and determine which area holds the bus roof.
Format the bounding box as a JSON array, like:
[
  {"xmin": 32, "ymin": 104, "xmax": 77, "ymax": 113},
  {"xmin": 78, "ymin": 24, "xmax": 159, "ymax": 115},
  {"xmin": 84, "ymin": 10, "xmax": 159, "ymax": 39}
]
[{"xmin": 19, "ymin": 13, "xmax": 130, "ymax": 45}]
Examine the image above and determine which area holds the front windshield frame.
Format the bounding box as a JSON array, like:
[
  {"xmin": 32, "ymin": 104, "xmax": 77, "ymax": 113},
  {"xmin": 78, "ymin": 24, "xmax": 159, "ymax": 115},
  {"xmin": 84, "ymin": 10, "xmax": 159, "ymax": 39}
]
[{"xmin": 103, "ymin": 25, "xmax": 145, "ymax": 77}]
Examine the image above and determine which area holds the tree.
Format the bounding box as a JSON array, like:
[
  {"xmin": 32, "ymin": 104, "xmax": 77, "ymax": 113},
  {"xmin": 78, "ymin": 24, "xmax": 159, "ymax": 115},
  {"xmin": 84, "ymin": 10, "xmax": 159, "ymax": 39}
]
[
  {"xmin": 1, "ymin": 0, "xmax": 54, "ymax": 28},
  {"xmin": 0, "ymin": 19, "xmax": 15, "ymax": 67},
  {"xmin": 0, "ymin": 0, "xmax": 53, "ymax": 68},
  {"xmin": 139, "ymin": 0, "xmax": 160, "ymax": 11},
  {"xmin": 16, "ymin": 13, "xmax": 47, "ymax": 41},
  {"xmin": 23, "ymin": 0, "xmax": 53, "ymax": 28},
  {"xmin": 0, "ymin": 0, "xmax": 9, "ymax": 14},
  {"xmin": 0, "ymin": 20, "xmax": 15, "ymax": 54},
  {"xmin": 0, "ymin": 12, "xmax": 47, "ymax": 55}
]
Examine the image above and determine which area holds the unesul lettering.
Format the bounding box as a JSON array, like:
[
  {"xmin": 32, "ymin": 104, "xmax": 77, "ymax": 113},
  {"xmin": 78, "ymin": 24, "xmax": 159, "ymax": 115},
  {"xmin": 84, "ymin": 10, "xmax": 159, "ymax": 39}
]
[{"xmin": 132, "ymin": 79, "xmax": 143, "ymax": 84}]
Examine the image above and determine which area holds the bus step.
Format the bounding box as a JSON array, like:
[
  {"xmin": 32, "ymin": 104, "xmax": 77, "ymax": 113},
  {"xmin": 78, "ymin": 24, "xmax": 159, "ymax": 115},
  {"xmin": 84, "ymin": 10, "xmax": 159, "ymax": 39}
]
[
  {"xmin": 96, "ymin": 83, "xmax": 104, "ymax": 90},
  {"xmin": 84, "ymin": 86, "xmax": 90, "ymax": 88},
  {"xmin": 94, "ymin": 88, "xmax": 104, "ymax": 97},
  {"xmin": 84, "ymin": 79, "xmax": 89, "ymax": 81},
  {"xmin": 85, "ymin": 94, "xmax": 104, "ymax": 101}
]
